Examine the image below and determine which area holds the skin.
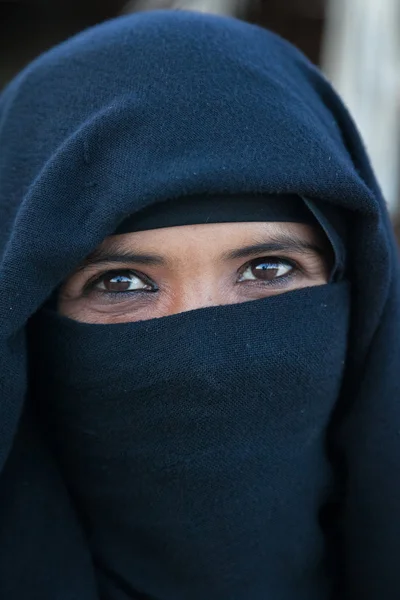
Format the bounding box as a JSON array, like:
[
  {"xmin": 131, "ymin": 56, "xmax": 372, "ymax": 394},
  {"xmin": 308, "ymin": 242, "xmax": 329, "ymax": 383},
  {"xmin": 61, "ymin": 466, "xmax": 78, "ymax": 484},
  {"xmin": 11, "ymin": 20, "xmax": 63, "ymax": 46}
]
[{"xmin": 59, "ymin": 221, "xmax": 332, "ymax": 324}]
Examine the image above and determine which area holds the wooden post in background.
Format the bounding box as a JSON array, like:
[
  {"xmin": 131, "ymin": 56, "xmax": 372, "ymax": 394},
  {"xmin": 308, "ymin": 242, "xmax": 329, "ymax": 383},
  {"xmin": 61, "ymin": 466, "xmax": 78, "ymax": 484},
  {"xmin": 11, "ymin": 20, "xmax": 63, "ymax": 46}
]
[
  {"xmin": 121, "ymin": 0, "xmax": 248, "ymax": 17},
  {"xmin": 322, "ymin": 0, "xmax": 400, "ymax": 215}
]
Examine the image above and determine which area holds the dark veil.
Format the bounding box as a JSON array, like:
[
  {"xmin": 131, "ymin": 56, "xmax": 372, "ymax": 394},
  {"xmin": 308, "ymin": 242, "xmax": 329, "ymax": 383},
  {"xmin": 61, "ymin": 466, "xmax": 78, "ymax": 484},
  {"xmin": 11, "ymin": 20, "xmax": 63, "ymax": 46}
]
[{"xmin": 0, "ymin": 10, "xmax": 399, "ymax": 599}]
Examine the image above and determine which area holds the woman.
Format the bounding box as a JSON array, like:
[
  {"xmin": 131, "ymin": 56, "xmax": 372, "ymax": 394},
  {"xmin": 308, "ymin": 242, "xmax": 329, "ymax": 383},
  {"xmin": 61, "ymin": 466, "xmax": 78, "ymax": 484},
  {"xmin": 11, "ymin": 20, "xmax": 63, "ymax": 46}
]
[{"xmin": 0, "ymin": 9, "xmax": 399, "ymax": 600}]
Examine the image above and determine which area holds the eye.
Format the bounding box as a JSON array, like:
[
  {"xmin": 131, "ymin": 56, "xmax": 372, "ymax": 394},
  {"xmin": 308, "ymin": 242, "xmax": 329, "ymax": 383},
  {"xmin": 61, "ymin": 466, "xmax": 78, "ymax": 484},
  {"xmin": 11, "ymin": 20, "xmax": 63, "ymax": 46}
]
[
  {"xmin": 238, "ymin": 257, "xmax": 294, "ymax": 283},
  {"xmin": 89, "ymin": 270, "xmax": 155, "ymax": 293}
]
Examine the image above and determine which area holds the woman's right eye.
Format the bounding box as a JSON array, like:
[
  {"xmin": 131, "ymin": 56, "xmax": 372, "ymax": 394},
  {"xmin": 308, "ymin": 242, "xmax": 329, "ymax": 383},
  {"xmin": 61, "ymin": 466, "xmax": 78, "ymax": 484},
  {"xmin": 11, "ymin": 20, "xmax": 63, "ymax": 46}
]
[{"xmin": 89, "ymin": 270, "xmax": 155, "ymax": 294}]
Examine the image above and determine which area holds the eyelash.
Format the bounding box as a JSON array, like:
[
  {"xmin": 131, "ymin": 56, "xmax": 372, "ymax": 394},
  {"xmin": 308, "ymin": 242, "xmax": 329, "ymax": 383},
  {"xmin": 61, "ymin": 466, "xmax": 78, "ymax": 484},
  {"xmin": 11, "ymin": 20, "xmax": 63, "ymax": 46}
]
[
  {"xmin": 238, "ymin": 257, "xmax": 299, "ymax": 287},
  {"xmin": 83, "ymin": 269, "xmax": 156, "ymax": 297},
  {"xmin": 83, "ymin": 257, "xmax": 302, "ymax": 298}
]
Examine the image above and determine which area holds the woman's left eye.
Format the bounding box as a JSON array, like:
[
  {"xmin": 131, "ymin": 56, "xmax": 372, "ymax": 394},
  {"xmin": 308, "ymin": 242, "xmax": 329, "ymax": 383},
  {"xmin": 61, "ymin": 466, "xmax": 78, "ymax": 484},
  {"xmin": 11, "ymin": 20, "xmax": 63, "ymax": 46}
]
[{"xmin": 238, "ymin": 257, "xmax": 295, "ymax": 283}]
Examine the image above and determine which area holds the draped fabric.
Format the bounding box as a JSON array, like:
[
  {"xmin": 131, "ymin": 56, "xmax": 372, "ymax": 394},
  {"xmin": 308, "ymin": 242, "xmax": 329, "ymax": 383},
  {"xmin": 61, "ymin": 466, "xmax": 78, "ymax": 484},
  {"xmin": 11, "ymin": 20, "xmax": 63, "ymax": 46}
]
[{"xmin": 0, "ymin": 10, "xmax": 399, "ymax": 599}]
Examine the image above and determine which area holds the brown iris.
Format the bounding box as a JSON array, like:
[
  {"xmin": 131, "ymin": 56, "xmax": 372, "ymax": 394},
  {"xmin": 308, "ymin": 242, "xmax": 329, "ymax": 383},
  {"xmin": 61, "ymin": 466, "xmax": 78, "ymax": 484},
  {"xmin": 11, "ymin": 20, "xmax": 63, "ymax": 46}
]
[
  {"xmin": 246, "ymin": 258, "xmax": 293, "ymax": 281},
  {"xmin": 94, "ymin": 271, "xmax": 151, "ymax": 293}
]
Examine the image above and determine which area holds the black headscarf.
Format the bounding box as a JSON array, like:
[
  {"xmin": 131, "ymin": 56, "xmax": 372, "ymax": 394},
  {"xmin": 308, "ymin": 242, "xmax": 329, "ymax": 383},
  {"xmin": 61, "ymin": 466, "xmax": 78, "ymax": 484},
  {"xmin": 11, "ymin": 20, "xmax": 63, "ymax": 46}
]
[{"xmin": 0, "ymin": 10, "xmax": 399, "ymax": 600}]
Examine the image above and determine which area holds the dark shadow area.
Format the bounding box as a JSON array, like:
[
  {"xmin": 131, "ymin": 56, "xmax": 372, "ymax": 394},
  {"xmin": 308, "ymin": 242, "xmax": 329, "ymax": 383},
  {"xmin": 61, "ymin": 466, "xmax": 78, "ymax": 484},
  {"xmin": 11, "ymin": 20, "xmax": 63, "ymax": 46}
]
[{"xmin": 1, "ymin": 0, "xmax": 326, "ymax": 88}]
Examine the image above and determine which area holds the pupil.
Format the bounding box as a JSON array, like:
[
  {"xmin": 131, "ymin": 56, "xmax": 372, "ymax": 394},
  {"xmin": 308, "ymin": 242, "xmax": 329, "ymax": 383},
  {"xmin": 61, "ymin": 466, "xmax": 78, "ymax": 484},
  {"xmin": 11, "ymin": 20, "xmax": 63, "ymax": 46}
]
[
  {"xmin": 251, "ymin": 259, "xmax": 280, "ymax": 281},
  {"xmin": 105, "ymin": 275, "xmax": 131, "ymax": 291}
]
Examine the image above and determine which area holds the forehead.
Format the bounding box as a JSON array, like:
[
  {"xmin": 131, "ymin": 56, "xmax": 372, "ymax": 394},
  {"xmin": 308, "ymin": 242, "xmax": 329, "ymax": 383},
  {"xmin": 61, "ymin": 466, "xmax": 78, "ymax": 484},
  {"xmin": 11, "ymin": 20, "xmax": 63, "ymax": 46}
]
[
  {"xmin": 76, "ymin": 222, "xmax": 330, "ymax": 273},
  {"xmin": 101, "ymin": 221, "xmax": 325, "ymax": 252}
]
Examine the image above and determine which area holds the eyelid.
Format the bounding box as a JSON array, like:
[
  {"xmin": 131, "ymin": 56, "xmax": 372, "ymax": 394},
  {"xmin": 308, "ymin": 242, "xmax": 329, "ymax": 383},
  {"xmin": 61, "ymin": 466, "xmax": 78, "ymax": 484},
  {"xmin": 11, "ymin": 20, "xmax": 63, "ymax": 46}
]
[
  {"xmin": 83, "ymin": 268, "xmax": 156, "ymax": 293},
  {"xmin": 238, "ymin": 255, "xmax": 300, "ymax": 274}
]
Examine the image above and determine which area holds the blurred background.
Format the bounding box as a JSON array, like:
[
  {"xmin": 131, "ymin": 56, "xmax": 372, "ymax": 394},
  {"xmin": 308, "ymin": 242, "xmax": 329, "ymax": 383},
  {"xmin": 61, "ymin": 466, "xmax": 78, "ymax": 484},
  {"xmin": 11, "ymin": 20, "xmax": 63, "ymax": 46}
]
[{"xmin": 1, "ymin": 0, "xmax": 400, "ymax": 240}]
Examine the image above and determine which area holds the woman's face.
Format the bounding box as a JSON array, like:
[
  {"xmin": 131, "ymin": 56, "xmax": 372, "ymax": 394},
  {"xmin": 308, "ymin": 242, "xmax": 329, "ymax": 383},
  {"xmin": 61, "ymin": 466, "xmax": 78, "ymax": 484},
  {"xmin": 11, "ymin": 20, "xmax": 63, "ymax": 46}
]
[{"xmin": 59, "ymin": 221, "xmax": 332, "ymax": 323}]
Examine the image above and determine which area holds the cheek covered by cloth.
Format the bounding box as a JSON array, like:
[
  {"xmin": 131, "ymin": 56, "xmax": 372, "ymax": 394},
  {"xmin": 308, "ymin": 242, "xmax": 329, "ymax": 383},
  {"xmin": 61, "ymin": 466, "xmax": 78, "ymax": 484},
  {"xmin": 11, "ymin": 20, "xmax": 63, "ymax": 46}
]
[
  {"xmin": 31, "ymin": 284, "xmax": 349, "ymax": 599},
  {"xmin": 0, "ymin": 8, "xmax": 400, "ymax": 600}
]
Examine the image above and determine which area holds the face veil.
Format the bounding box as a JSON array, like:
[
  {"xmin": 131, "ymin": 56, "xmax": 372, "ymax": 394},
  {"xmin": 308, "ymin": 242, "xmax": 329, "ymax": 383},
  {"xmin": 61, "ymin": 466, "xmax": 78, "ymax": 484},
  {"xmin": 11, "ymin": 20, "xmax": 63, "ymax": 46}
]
[{"xmin": 0, "ymin": 9, "xmax": 400, "ymax": 600}]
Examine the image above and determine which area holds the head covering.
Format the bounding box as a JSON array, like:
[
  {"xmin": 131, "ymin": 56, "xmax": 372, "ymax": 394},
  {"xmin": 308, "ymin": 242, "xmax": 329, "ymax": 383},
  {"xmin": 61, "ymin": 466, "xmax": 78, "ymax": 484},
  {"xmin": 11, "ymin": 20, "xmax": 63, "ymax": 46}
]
[
  {"xmin": 114, "ymin": 193, "xmax": 315, "ymax": 233},
  {"xmin": 0, "ymin": 10, "xmax": 399, "ymax": 600}
]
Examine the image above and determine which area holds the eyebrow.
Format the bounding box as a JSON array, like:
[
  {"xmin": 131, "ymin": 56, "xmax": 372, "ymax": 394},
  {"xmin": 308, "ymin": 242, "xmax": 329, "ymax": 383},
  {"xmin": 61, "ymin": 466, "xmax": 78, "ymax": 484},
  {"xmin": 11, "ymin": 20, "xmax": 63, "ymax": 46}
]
[
  {"xmin": 221, "ymin": 235, "xmax": 325, "ymax": 261},
  {"xmin": 79, "ymin": 245, "xmax": 167, "ymax": 270},
  {"xmin": 78, "ymin": 233, "xmax": 325, "ymax": 271}
]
